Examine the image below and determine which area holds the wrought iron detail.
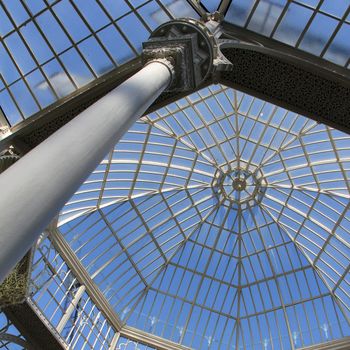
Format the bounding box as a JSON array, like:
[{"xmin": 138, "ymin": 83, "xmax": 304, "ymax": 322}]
[
  {"xmin": 221, "ymin": 47, "xmax": 350, "ymax": 134},
  {"xmin": 142, "ymin": 16, "xmax": 237, "ymax": 91}
]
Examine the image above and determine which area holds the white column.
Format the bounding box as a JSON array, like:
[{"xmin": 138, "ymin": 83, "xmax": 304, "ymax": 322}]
[{"xmin": 0, "ymin": 60, "xmax": 173, "ymax": 282}]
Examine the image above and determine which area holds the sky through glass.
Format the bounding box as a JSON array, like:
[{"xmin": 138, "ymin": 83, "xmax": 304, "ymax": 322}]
[
  {"xmin": 56, "ymin": 84, "xmax": 350, "ymax": 349},
  {"xmin": 225, "ymin": 0, "xmax": 350, "ymax": 67},
  {"xmin": 0, "ymin": 0, "xmax": 198, "ymax": 126}
]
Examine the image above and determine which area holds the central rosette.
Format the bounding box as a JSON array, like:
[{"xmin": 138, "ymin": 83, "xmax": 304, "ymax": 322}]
[{"xmin": 214, "ymin": 168, "xmax": 265, "ymax": 208}]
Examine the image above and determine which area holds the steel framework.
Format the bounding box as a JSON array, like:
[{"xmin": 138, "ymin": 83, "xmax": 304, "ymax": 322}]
[{"xmin": 1, "ymin": 1, "xmax": 350, "ymax": 350}]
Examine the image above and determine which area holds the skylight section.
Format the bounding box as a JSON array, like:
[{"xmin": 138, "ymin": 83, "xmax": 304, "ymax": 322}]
[
  {"xmin": 58, "ymin": 84, "xmax": 350, "ymax": 349},
  {"xmin": 30, "ymin": 235, "xmax": 117, "ymax": 349},
  {"xmin": 0, "ymin": 0, "xmax": 199, "ymax": 126},
  {"xmin": 225, "ymin": 0, "xmax": 350, "ymax": 68}
]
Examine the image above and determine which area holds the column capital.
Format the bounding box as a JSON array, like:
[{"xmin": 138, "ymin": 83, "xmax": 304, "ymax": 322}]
[
  {"xmin": 142, "ymin": 17, "xmax": 232, "ymax": 92},
  {"xmin": 144, "ymin": 58, "xmax": 175, "ymax": 89}
]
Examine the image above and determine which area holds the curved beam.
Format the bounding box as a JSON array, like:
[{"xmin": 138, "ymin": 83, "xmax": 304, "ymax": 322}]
[{"xmin": 0, "ymin": 333, "xmax": 30, "ymax": 348}]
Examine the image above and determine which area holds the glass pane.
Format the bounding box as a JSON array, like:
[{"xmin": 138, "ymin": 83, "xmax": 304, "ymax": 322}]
[
  {"xmin": 138, "ymin": 1, "xmax": 171, "ymax": 30},
  {"xmin": 99, "ymin": 0, "xmax": 130, "ymax": 20},
  {"xmin": 298, "ymin": 13, "xmax": 338, "ymax": 56},
  {"xmin": 324, "ymin": 23, "xmax": 350, "ymax": 65},
  {"xmin": 297, "ymin": 0, "xmax": 321, "ymax": 7},
  {"xmin": 320, "ymin": 0, "xmax": 350, "ymax": 19},
  {"xmin": 2, "ymin": 0, "xmax": 28, "ymax": 26},
  {"xmin": 248, "ymin": 0, "xmax": 287, "ymax": 36},
  {"xmin": 97, "ymin": 24, "xmax": 135, "ymax": 64},
  {"xmin": 21, "ymin": 22, "xmax": 54, "ymax": 64},
  {"xmin": 226, "ymin": 0, "xmax": 257, "ymax": 27},
  {"xmin": 0, "ymin": 90, "xmax": 22, "ymax": 125},
  {"xmin": 23, "ymin": 0, "xmax": 46, "ymax": 15},
  {"xmin": 78, "ymin": 37, "xmax": 114, "ymax": 76},
  {"xmin": 159, "ymin": 0, "xmax": 199, "ymax": 18},
  {"xmin": 53, "ymin": 0, "xmax": 90, "ymax": 42},
  {"xmin": 36, "ymin": 10, "xmax": 72, "ymax": 54},
  {"xmin": 72, "ymin": 0, "xmax": 110, "ymax": 31},
  {"xmin": 60, "ymin": 47, "xmax": 95, "ymax": 86},
  {"xmin": 273, "ymin": 3, "xmax": 313, "ymax": 46},
  {"xmin": 42, "ymin": 59, "xmax": 75, "ymax": 98},
  {"xmin": 0, "ymin": 4, "xmax": 14, "ymax": 36},
  {"xmin": 25, "ymin": 69, "xmax": 56, "ymax": 108},
  {"xmin": 4, "ymin": 32, "xmax": 36, "ymax": 75},
  {"xmin": 0, "ymin": 42, "xmax": 20, "ymax": 85},
  {"xmin": 200, "ymin": 0, "xmax": 221, "ymax": 12},
  {"xmin": 10, "ymin": 80, "xmax": 39, "ymax": 117},
  {"xmin": 117, "ymin": 12, "xmax": 150, "ymax": 51}
]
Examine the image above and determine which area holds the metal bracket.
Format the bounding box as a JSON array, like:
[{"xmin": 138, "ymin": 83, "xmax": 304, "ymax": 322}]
[
  {"xmin": 142, "ymin": 18, "xmax": 215, "ymax": 92},
  {"xmin": 142, "ymin": 15, "xmax": 243, "ymax": 90},
  {"xmin": 142, "ymin": 18, "xmax": 215, "ymax": 91}
]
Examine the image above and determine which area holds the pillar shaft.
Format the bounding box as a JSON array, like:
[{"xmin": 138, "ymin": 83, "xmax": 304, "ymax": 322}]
[{"xmin": 0, "ymin": 61, "xmax": 173, "ymax": 283}]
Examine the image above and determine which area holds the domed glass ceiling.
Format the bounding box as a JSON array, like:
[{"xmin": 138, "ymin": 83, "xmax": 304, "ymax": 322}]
[
  {"xmin": 58, "ymin": 84, "xmax": 350, "ymax": 349},
  {"xmin": 0, "ymin": 1, "xmax": 350, "ymax": 349}
]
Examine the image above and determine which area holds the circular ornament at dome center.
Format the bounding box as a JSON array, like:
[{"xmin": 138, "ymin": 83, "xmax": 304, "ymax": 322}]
[{"xmin": 214, "ymin": 168, "xmax": 266, "ymax": 209}]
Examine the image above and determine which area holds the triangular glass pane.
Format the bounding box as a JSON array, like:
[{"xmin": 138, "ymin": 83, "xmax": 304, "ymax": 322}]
[
  {"xmin": 262, "ymin": 186, "xmax": 350, "ymax": 319},
  {"xmin": 125, "ymin": 204, "xmax": 240, "ymax": 348}
]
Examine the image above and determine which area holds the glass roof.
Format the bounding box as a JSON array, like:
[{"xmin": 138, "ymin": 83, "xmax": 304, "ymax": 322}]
[
  {"xmin": 1, "ymin": 0, "xmax": 349, "ymax": 130},
  {"xmin": 57, "ymin": 84, "xmax": 350, "ymax": 349},
  {"xmin": 30, "ymin": 235, "xmax": 117, "ymax": 349},
  {"xmin": 0, "ymin": 0, "xmax": 199, "ymax": 126},
  {"xmin": 224, "ymin": 0, "xmax": 350, "ymax": 68},
  {"xmin": 200, "ymin": 0, "xmax": 221, "ymax": 13},
  {"xmin": 117, "ymin": 337, "xmax": 156, "ymax": 349}
]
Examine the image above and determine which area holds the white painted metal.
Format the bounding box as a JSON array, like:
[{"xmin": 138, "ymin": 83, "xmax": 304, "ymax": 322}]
[
  {"xmin": 300, "ymin": 337, "xmax": 350, "ymax": 350},
  {"xmin": 56, "ymin": 285, "xmax": 86, "ymax": 334},
  {"xmin": 49, "ymin": 227, "xmax": 123, "ymax": 331},
  {"xmin": 0, "ymin": 60, "xmax": 173, "ymax": 283}
]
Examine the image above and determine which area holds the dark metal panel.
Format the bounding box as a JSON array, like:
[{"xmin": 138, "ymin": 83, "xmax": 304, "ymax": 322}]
[
  {"xmin": 3, "ymin": 301, "xmax": 66, "ymax": 350},
  {"xmin": 220, "ymin": 46, "xmax": 350, "ymax": 134}
]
